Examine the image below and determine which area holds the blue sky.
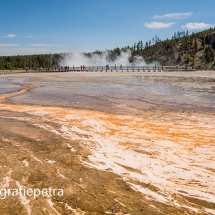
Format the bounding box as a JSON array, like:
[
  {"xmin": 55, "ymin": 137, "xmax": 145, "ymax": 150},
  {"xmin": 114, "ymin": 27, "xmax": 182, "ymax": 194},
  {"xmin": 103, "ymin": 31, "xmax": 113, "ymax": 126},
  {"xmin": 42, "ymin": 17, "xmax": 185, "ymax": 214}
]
[{"xmin": 0, "ymin": 0, "xmax": 215, "ymax": 56}]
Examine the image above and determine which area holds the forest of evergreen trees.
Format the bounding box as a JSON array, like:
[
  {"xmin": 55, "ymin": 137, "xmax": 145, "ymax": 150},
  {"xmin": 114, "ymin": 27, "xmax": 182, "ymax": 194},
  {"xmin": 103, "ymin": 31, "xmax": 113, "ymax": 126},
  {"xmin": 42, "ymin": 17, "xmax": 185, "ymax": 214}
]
[
  {"xmin": 0, "ymin": 27, "xmax": 215, "ymax": 70},
  {"xmin": 131, "ymin": 27, "xmax": 215, "ymax": 67},
  {"xmin": 0, "ymin": 53, "xmax": 63, "ymax": 70}
]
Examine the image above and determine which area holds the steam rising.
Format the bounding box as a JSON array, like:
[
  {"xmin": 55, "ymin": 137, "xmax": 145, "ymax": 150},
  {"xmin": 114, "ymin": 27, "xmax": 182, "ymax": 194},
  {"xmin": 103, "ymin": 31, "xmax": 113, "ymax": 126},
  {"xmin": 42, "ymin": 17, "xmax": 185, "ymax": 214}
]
[{"xmin": 60, "ymin": 50, "xmax": 158, "ymax": 67}]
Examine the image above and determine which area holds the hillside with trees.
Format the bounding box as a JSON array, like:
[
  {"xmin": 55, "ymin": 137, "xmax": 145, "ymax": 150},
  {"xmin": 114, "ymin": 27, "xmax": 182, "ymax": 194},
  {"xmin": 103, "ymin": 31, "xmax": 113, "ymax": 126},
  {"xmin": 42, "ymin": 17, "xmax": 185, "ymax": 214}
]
[
  {"xmin": 129, "ymin": 27, "xmax": 215, "ymax": 69},
  {"xmin": 0, "ymin": 28, "xmax": 215, "ymax": 70}
]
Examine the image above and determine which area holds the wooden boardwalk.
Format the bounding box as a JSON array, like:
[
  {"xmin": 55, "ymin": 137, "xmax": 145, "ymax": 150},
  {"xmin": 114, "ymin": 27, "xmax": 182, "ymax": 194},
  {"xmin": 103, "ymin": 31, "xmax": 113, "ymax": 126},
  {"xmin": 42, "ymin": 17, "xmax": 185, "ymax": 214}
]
[
  {"xmin": 0, "ymin": 65, "xmax": 206, "ymax": 75},
  {"xmin": 38, "ymin": 65, "xmax": 196, "ymax": 72}
]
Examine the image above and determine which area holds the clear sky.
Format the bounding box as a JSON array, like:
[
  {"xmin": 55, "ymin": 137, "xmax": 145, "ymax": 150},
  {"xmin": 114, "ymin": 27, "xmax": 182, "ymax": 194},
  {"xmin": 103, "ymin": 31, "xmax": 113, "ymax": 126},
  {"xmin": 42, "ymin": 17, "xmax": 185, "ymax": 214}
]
[{"xmin": 1, "ymin": 0, "xmax": 215, "ymax": 56}]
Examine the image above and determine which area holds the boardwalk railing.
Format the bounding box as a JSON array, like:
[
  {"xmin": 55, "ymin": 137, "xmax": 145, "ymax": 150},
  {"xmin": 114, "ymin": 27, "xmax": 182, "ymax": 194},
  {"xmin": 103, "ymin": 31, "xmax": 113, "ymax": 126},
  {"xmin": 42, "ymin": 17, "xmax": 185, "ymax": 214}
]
[
  {"xmin": 1, "ymin": 65, "xmax": 214, "ymax": 75},
  {"xmin": 38, "ymin": 65, "xmax": 196, "ymax": 72}
]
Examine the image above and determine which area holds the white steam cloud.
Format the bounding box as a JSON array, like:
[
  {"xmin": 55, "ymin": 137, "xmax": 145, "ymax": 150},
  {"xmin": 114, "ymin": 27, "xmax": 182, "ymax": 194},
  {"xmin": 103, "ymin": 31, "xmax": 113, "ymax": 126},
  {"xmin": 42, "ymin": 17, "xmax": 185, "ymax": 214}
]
[{"xmin": 60, "ymin": 50, "xmax": 158, "ymax": 67}]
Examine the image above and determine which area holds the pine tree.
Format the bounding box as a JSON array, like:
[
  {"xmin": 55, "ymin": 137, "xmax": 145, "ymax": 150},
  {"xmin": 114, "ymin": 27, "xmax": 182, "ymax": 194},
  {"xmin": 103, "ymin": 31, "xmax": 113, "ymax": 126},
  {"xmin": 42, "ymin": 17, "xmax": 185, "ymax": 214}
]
[
  {"xmin": 140, "ymin": 40, "xmax": 143, "ymax": 51},
  {"xmin": 194, "ymin": 37, "xmax": 198, "ymax": 52}
]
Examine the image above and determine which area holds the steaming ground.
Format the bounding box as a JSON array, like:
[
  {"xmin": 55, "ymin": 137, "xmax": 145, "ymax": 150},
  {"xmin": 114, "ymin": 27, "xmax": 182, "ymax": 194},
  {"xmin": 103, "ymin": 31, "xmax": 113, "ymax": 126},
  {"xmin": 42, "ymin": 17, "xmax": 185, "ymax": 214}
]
[
  {"xmin": 60, "ymin": 50, "xmax": 159, "ymax": 67},
  {"xmin": 0, "ymin": 71, "xmax": 215, "ymax": 215}
]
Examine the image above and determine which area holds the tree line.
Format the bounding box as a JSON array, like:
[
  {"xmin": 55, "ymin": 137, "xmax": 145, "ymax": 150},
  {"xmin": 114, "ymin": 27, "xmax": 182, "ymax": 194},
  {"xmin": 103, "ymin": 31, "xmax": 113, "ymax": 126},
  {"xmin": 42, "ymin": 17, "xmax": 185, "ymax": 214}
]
[
  {"xmin": 0, "ymin": 28, "xmax": 215, "ymax": 70},
  {"xmin": 0, "ymin": 54, "xmax": 62, "ymax": 70}
]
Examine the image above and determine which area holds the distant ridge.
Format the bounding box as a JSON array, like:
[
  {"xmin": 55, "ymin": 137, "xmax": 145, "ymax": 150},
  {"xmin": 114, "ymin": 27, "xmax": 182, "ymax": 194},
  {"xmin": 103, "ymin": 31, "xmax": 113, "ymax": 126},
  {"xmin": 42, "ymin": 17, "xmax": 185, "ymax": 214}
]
[{"xmin": 129, "ymin": 27, "xmax": 215, "ymax": 68}]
